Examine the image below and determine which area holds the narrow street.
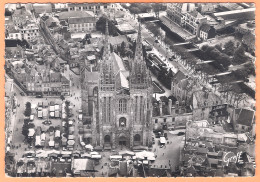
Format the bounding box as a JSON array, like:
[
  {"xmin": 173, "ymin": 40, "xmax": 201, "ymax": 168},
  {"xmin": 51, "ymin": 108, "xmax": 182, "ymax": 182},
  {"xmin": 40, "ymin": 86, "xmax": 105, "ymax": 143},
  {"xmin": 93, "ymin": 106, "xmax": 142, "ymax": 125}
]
[{"xmin": 65, "ymin": 70, "xmax": 82, "ymax": 151}]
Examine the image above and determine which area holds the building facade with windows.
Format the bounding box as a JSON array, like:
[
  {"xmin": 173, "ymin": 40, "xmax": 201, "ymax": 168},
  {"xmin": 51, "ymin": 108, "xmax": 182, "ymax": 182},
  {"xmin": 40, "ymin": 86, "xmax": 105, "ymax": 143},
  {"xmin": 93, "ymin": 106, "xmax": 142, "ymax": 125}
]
[
  {"xmin": 166, "ymin": 3, "xmax": 207, "ymax": 36},
  {"xmin": 20, "ymin": 22, "xmax": 40, "ymax": 42},
  {"xmin": 68, "ymin": 17, "xmax": 96, "ymax": 33},
  {"xmin": 67, "ymin": 3, "xmax": 110, "ymax": 14},
  {"xmin": 58, "ymin": 11, "xmax": 97, "ymax": 33},
  {"xmin": 81, "ymin": 22, "xmax": 153, "ymax": 149}
]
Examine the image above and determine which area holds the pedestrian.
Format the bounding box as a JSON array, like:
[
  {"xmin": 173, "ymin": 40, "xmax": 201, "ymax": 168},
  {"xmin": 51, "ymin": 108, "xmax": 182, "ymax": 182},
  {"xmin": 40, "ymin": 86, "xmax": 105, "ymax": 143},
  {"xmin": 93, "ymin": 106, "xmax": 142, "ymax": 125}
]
[
  {"xmin": 101, "ymin": 166, "xmax": 103, "ymax": 169},
  {"xmin": 163, "ymin": 153, "xmax": 164, "ymax": 156},
  {"xmin": 169, "ymin": 160, "xmax": 170, "ymax": 163}
]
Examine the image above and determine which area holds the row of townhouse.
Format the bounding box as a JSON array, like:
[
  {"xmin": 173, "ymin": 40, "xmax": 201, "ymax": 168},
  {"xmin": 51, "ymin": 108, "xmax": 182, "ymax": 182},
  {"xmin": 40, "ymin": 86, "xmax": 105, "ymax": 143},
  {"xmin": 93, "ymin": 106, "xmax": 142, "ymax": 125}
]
[
  {"xmin": 26, "ymin": 69, "xmax": 70, "ymax": 96},
  {"xmin": 166, "ymin": 3, "xmax": 216, "ymax": 40}
]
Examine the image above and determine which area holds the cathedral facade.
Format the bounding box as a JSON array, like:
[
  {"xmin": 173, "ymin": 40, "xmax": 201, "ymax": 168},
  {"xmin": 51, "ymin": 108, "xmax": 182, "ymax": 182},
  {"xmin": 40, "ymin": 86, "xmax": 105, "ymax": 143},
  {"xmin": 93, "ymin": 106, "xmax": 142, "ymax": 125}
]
[{"xmin": 80, "ymin": 22, "xmax": 153, "ymax": 149}]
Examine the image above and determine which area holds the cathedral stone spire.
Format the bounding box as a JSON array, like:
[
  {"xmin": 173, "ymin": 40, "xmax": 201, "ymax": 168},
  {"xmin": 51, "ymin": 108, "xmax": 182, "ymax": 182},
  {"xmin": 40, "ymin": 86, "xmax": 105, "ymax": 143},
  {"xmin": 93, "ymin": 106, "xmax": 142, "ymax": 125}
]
[
  {"xmin": 102, "ymin": 20, "xmax": 111, "ymax": 64},
  {"xmin": 130, "ymin": 23, "xmax": 151, "ymax": 89},
  {"xmin": 100, "ymin": 20, "xmax": 115, "ymax": 87},
  {"xmin": 134, "ymin": 23, "xmax": 144, "ymax": 64}
]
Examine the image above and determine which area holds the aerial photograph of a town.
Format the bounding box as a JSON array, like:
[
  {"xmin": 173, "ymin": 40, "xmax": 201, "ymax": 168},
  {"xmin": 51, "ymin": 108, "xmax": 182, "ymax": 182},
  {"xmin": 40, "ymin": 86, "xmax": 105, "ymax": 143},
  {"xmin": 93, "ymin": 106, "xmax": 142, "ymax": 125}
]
[{"xmin": 4, "ymin": 2, "xmax": 256, "ymax": 177}]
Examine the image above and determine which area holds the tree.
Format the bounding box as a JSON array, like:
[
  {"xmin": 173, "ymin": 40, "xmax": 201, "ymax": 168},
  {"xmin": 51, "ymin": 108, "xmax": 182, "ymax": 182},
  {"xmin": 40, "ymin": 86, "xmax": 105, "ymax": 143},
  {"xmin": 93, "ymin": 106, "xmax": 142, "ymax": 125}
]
[
  {"xmin": 232, "ymin": 69, "xmax": 249, "ymax": 82},
  {"xmin": 120, "ymin": 41, "xmax": 126, "ymax": 57},
  {"xmin": 223, "ymin": 40, "xmax": 235, "ymax": 56},
  {"xmin": 201, "ymin": 44, "xmax": 209, "ymax": 52},
  {"xmin": 130, "ymin": 7, "xmax": 141, "ymax": 19},
  {"xmin": 22, "ymin": 119, "xmax": 29, "ymax": 139},
  {"xmin": 215, "ymin": 44, "xmax": 222, "ymax": 52},
  {"xmin": 145, "ymin": 22, "xmax": 160, "ymax": 38},
  {"xmin": 152, "ymin": 3, "xmax": 163, "ymax": 19},
  {"xmin": 233, "ymin": 46, "xmax": 248, "ymax": 65},
  {"xmin": 96, "ymin": 16, "xmax": 118, "ymax": 36},
  {"xmin": 24, "ymin": 102, "xmax": 31, "ymax": 117},
  {"xmin": 244, "ymin": 62, "xmax": 255, "ymax": 76},
  {"xmin": 168, "ymin": 95, "xmax": 177, "ymax": 103},
  {"xmin": 60, "ymin": 95, "xmax": 65, "ymax": 101},
  {"xmin": 160, "ymin": 96, "xmax": 169, "ymax": 104}
]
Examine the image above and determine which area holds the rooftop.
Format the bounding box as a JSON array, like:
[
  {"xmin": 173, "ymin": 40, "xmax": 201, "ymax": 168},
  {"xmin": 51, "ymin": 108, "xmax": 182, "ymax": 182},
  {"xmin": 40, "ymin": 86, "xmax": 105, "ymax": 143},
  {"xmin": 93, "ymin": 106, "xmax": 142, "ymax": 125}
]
[{"xmin": 58, "ymin": 11, "xmax": 94, "ymax": 20}]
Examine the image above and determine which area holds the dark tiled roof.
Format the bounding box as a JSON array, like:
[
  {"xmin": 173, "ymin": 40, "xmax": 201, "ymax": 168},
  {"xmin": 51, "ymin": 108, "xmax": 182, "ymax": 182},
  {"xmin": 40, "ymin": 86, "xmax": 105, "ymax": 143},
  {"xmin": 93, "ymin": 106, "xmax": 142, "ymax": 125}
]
[
  {"xmin": 197, "ymin": 147, "xmax": 209, "ymax": 154},
  {"xmin": 235, "ymin": 108, "xmax": 255, "ymax": 126},
  {"xmin": 68, "ymin": 17, "xmax": 96, "ymax": 24},
  {"xmin": 173, "ymin": 70, "xmax": 186, "ymax": 83},
  {"xmin": 59, "ymin": 11, "xmax": 94, "ymax": 20},
  {"xmin": 200, "ymin": 23, "xmax": 211, "ymax": 32}
]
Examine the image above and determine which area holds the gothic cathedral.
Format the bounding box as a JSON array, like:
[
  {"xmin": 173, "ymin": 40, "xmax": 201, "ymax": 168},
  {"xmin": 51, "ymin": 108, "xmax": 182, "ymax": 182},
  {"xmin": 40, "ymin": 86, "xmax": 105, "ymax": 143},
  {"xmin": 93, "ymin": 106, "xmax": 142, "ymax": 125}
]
[{"xmin": 81, "ymin": 21, "xmax": 153, "ymax": 149}]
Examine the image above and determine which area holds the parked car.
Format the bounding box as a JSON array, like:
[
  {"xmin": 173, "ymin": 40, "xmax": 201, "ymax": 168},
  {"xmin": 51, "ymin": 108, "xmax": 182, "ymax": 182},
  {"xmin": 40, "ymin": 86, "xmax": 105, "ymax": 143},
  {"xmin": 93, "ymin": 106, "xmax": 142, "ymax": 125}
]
[
  {"xmin": 36, "ymin": 93, "xmax": 43, "ymax": 98},
  {"xmin": 177, "ymin": 132, "xmax": 185, "ymax": 136},
  {"xmin": 20, "ymin": 92, "xmax": 25, "ymax": 96},
  {"xmin": 155, "ymin": 39, "xmax": 159, "ymax": 43}
]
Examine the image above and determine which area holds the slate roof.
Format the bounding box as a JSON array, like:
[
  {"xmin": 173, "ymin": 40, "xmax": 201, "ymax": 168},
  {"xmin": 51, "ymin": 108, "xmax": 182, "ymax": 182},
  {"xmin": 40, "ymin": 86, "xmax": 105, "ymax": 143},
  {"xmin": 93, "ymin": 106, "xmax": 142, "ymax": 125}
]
[
  {"xmin": 172, "ymin": 70, "xmax": 186, "ymax": 83},
  {"xmin": 200, "ymin": 23, "xmax": 211, "ymax": 32},
  {"xmin": 59, "ymin": 11, "xmax": 94, "ymax": 20},
  {"xmin": 68, "ymin": 17, "xmax": 96, "ymax": 24},
  {"xmin": 234, "ymin": 108, "xmax": 255, "ymax": 126}
]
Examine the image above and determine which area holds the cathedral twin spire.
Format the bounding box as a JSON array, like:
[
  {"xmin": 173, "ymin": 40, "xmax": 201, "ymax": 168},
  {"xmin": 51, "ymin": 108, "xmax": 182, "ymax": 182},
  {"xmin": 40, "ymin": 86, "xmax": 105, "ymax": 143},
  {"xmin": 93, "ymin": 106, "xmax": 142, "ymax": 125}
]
[{"xmin": 100, "ymin": 20, "xmax": 151, "ymax": 88}]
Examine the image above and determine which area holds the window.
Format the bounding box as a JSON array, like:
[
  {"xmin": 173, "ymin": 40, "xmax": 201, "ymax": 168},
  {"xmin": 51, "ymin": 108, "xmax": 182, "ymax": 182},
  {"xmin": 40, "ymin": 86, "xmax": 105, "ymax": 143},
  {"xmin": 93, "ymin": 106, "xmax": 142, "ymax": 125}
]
[
  {"xmin": 155, "ymin": 119, "xmax": 158, "ymax": 123},
  {"xmin": 104, "ymin": 135, "xmax": 110, "ymax": 143},
  {"xmin": 93, "ymin": 87, "xmax": 98, "ymax": 97},
  {"xmin": 134, "ymin": 134, "xmax": 141, "ymax": 142},
  {"xmin": 119, "ymin": 117, "xmax": 126, "ymax": 127},
  {"xmin": 105, "ymin": 74, "xmax": 109, "ymax": 84},
  {"xmin": 172, "ymin": 118, "xmax": 175, "ymax": 122},
  {"xmin": 137, "ymin": 74, "xmax": 141, "ymax": 83},
  {"xmin": 164, "ymin": 118, "xmax": 167, "ymax": 122},
  {"xmin": 119, "ymin": 99, "xmax": 127, "ymax": 113}
]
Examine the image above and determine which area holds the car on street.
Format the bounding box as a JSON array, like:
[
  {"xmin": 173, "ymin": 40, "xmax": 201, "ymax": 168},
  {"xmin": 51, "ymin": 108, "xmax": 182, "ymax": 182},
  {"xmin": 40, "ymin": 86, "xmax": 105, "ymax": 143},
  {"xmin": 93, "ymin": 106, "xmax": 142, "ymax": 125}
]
[
  {"xmin": 36, "ymin": 93, "xmax": 43, "ymax": 98},
  {"xmin": 160, "ymin": 145, "xmax": 164, "ymax": 148},
  {"xmin": 20, "ymin": 92, "xmax": 25, "ymax": 96},
  {"xmin": 177, "ymin": 132, "xmax": 185, "ymax": 136},
  {"xmin": 169, "ymin": 57, "xmax": 175, "ymax": 61},
  {"xmin": 42, "ymin": 120, "xmax": 52, "ymax": 125}
]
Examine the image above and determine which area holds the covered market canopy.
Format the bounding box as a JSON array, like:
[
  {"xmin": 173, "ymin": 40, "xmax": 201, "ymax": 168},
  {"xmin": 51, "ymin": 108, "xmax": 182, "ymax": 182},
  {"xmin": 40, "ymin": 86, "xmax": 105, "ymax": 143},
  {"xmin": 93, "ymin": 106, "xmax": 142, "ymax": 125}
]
[{"xmin": 135, "ymin": 151, "xmax": 155, "ymax": 161}]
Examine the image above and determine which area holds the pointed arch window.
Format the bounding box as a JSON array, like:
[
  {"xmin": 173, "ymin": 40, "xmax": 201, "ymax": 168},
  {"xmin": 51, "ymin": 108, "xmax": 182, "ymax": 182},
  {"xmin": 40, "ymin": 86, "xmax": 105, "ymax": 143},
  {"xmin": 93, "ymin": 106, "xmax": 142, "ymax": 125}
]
[
  {"xmin": 119, "ymin": 99, "xmax": 127, "ymax": 113},
  {"xmin": 105, "ymin": 74, "xmax": 109, "ymax": 84},
  {"xmin": 137, "ymin": 74, "xmax": 142, "ymax": 83}
]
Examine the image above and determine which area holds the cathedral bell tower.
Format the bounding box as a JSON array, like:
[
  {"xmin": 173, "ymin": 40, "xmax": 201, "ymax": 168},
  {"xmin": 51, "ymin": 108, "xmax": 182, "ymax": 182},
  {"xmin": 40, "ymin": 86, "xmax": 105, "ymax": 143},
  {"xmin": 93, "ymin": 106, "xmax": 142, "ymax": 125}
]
[
  {"xmin": 97, "ymin": 20, "xmax": 116, "ymax": 147},
  {"xmin": 129, "ymin": 23, "xmax": 153, "ymax": 148}
]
